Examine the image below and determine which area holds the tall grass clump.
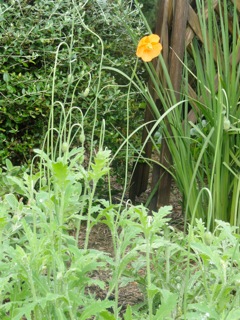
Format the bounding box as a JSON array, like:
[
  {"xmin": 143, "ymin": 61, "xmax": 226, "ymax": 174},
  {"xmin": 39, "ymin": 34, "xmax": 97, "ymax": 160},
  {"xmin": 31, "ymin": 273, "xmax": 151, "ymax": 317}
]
[
  {"xmin": 127, "ymin": 0, "xmax": 240, "ymax": 230},
  {"xmin": 188, "ymin": 0, "xmax": 240, "ymax": 229}
]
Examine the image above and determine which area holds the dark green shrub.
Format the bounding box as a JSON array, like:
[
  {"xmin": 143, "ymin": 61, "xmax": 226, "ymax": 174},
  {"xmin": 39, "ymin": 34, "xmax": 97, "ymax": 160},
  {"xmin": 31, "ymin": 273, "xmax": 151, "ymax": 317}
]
[
  {"xmin": 138, "ymin": 0, "xmax": 159, "ymax": 29},
  {"xmin": 0, "ymin": 0, "xmax": 145, "ymax": 166}
]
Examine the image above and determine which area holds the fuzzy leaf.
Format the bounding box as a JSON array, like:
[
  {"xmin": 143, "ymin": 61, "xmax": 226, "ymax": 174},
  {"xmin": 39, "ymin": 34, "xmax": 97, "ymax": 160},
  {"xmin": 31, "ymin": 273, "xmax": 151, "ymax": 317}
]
[
  {"xmin": 123, "ymin": 305, "xmax": 133, "ymax": 320},
  {"xmin": 99, "ymin": 310, "xmax": 116, "ymax": 320},
  {"xmin": 52, "ymin": 160, "xmax": 69, "ymax": 187},
  {"xmin": 154, "ymin": 289, "xmax": 178, "ymax": 319},
  {"xmin": 5, "ymin": 193, "xmax": 19, "ymax": 209},
  {"xmin": 79, "ymin": 300, "xmax": 114, "ymax": 320}
]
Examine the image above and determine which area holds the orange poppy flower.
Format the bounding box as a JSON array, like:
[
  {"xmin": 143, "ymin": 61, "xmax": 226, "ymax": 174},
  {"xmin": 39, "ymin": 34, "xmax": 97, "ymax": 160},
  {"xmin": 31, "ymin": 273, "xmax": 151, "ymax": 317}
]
[{"xmin": 136, "ymin": 34, "xmax": 162, "ymax": 62}]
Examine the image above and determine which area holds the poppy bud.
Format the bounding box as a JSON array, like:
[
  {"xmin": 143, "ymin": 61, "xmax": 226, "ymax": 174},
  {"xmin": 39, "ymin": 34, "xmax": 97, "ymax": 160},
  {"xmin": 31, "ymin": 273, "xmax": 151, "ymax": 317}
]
[
  {"xmin": 62, "ymin": 142, "xmax": 69, "ymax": 153},
  {"xmin": 83, "ymin": 87, "xmax": 90, "ymax": 97},
  {"xmin": 41, "ymin": 177, "xmax": 47, "ymax": 187},
  {"xmin": 67, "ymin": 73, "xmax": 74, "ymax": 84},
  {"xmin": 203, "ymin": 231, "xmax": 213, "ymax": 246},
  {"xmin": 223, "ymin": 116, "xmax": 230, "ymax": 131},
  {"xmin": 79, "ymin": 133, "xmax": 85, "ymax": 143}
]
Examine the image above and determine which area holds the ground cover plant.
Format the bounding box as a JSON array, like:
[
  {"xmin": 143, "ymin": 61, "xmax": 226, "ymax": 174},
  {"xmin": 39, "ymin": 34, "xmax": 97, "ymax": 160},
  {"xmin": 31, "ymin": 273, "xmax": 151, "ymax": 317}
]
[{"xmin": 0, "ymin": 0, "xmax": 240, "ymax": 319}]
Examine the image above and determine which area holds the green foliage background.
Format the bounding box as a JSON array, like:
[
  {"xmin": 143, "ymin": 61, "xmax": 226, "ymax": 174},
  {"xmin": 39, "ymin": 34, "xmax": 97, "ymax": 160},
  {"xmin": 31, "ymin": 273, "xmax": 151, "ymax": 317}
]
[
  {"xmin": 0, "ymin": 0, "xmax": 148, "ymax": 165},
  {"xmin": 138, "ymin": 0, "xmax": 159, "ymax": 29}
]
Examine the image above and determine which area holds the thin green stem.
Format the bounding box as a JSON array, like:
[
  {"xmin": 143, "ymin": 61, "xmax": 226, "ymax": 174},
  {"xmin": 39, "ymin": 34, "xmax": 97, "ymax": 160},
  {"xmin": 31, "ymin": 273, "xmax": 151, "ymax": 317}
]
[
  {"xmin": 84, "ymin": 183, "xmax": 97, "ymax": 250},
  {"xmin": 146, "ymin": 233, "xmax": 153, "ymax": 320}
]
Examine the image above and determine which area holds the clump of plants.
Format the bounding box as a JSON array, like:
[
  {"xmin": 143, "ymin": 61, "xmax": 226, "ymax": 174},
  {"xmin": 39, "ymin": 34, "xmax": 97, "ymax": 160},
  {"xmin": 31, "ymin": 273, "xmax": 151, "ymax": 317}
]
[
  {"xmin": 0, "ymin": 125, "xmax": 239, "ymax": 319},
  {"xmin": 0, "ymin": 0, "xmax": 239, "ymax": 319},
  {"xmin": 0, "ymin": 93, "xmax": 239, "ymax": 318}
]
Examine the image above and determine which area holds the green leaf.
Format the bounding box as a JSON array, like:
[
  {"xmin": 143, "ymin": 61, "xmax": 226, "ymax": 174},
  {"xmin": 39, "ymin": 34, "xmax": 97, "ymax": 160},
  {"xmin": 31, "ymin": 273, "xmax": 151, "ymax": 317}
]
[
  {"xmin": 79, "ymin": 300, "xmax": 114, "ymax": 320},
  {"xmin": 52, "ymin": 160, "xmax": 69, "ymax": 187},
  {"xmin": 15, "ymin": 245, "xmax": 27, "ymax": 258},
  {"xmin": 0, "ymin": 216, "xmax": 7, "ymax": 230},
  {"xmin": 190, "ymin": 242, "xmax": 222, "ymax": 267},
  {"xmin": 99, "ymin": 310, "xmax": 116, "ymax": 320},
  {"xmin": 154, "ymin": 289, "xmax": 178, "ymax": 319},
  {"xmin": 5, "ymin": 159, "xmax": 13, "ymax": 171},
  {"xmin": 187, "ymin": 302, "xmax": 219, "ymax": 319},
  {"xmin": 225, "ymin": 309, "xmax": 240, "ymax": 320},
  {"xmin": 190, "ymin": 242, "xmax": 213, "ymax": 259},
  {"xmin": 89, "ymin": 149, "xmax": 111, "ymax": 183},
  {"xmin": 12, "ymin": 301, "xmax": 36, "ymax": 320},
  {"xmin": 123, "ymin": 305, "xmax": 133, "ymax": 320},
  {"xmin": 6, "ymin": 176, "xmax": 27, "ymax": 196},
  {"xmin": 147, "ymin": 283, "xmax": 160, "ymax": 300},
  {"xmin": 38, "ymin": 293, "xmax": 69, "ymax": 309},
  {"xmin": 33, "ymin": 149, "xmax": 51, "ymax": 164},
  {"xmin": 5, "ymin": 193, "xmax": 19, "ymax": 209},
  {"xmin": 3, "ymin": 72, "xmax": 10, "ymax": 83}
]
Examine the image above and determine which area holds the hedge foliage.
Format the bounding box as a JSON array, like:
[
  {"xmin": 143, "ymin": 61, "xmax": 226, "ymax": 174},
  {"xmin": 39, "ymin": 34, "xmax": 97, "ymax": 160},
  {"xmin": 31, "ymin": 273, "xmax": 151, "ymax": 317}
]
[{"xmin": 0, "ymin": 0, "xmax": 148, "ymax": 165}]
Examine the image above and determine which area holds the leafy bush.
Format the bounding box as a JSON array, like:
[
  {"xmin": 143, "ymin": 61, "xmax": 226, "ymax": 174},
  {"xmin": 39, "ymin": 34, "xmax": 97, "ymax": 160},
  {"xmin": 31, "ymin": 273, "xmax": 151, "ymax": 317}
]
[
  {"xmin": 138, "ymin": 0, "xmax": 159, "ymax": 29},
  {"xmin": 0, "ymin": 0, "xmax": 145, "ymax": 166}
]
